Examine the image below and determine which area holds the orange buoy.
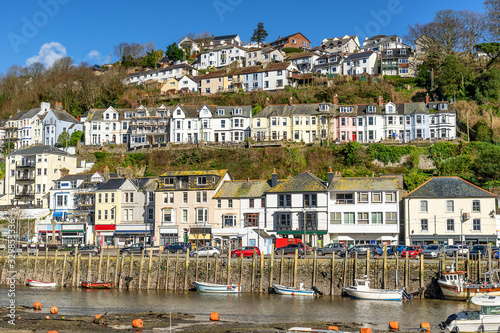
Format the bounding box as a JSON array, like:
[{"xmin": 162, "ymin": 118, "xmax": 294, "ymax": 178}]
[
  {"xmin": 132, "ymin": 318, "xmax": 143, "ymax": 328},
  {"xmin": 17, "ymin": 317, "xmax": 21, "ymax": 320},
  {"xmin": 420, "ymin": 322, "xmax": 431, "ymax": 333},
  {"xmin": 48, "ymin": 331, "xmax": 58, "ymax": 333},
  {"xmin": 389, "ymin": 321, "xmax": 400, "ymax": 331},
  {"xmin": 329, "ymin": 326, "xmax": 339, "ymax": 331},
  {"xmin": 50, "ymin": 306, "xmax": 58, "ymax": 314},
  {"xmin": 45, "ymin": 315, "xmax": 50, "ymax": 320},
  {"xmin": 33, "ymin": 302, "xmax": 42, "ymax": 310},
  {"xmin": 94, "ymin": 315, "xmax": 105, "ymax": 325},
  {"xmin": 210, "ymin": 312, "xmax": 220, "ymax": 321},
  {"xmin": 360, "ymin": 328, "xmax": 372, "ymax": 333}
]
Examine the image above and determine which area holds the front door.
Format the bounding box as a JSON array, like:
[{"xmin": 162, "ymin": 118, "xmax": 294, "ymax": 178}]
[{"xmin": 352, "ymin": 133, "xmax": 357, "ymax": 142}]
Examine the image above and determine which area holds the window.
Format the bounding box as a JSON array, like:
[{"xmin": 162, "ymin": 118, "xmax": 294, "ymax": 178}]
[
  {"xmin": 371, "ymin": 212, "xmax": 383, "ymax": 224},
  {"xmin": 183, "ymin": 192, "xmax": 188, "ymax": 204},
  {"xmin": 245, "ymin": 213, "xmax": 259, "ymax": 227},
  {"xmin": 249, "ymin": 199, "xmax": 254, "ymax": 208},
  {"xmin": 105, "ymin": 193, "xmax": 108, "ymax": 203},
  {"xmin": 148, "ymin": 208, "xmax": 154, "ymax": 220},
  {"xmin": 197, "ymin": 176, "xmax": 207, "ymax": 185},
  {"xmin": 110, "ymin": 208, "xmax": 115, "ymax": 220},
  {"xmin": 357, "ymin": 193, "xmax": 369, "ymax": 203},
  {"xmin": 104, "ymin": 210, "xmax": 108, "ymax": 220},
  {"xmin": 421, "ymin": 219, "xmax": 428, "ymax": 231},
  {"xmin": 98, "ymin": 210, "xmax": 101, "ymax": 220},
  {"xmin": 228, "ymin": 199, "xmax": 233, "ymax": 208},
  {"xmin": 385, "ymin": 192, "xmax": 396, "ymax": 203},
  {"xmin": 303, "ymin": 194, "xmax": 317, "ymax": 208},
  {"xmin": 336, "ymin": 193, "xmax": 353, "ymax": 204},
  {"xmin": 278, "ymin": 194, "xmax": 291, "ymax": 208},
  {"xmin": 182, "ymin": 209, "xmax": 188, "ymax": 223},
  {"xmin": 344, "ymin": 212, "xmax": 355, "ymax": 224},
  {"xmin": 473, "ymin": 219, "xmax": 481, "ymax": 231},
  {"xmin": 447, "ymin": 219, "xmax": 455, "ymax": 231},
  {"xmin": 276, "ymin": 213, "xmax": 291, "ymax": 229},
  {"xmin": 420, "ymin": 200, "xmax": 428, "ymax": 212},
  {"xmin": 261, "ymin": 198, "xmax": 265, "ymax": 208},
  {"xmin": 217, "ymin": 199, "xmax": 221, "ymax": 208},
  {"xmin": 163, "ymin": 209, "xmax": 172, "ymax": 223},
  {"xmin": 125, "ymin": 192, "xmax": 134, "ymax": 203},
  {"xmin": 196, "ymin": 191, "xmax": 207, "ymax": 203},
  {"xmin": 357, "ymin": 212, "xmax": 369, "ymax": 224},
  {"xmin": 164, "ymin": 192, "xmax": 174, "ymax": 204},
  {"xmin": 196, "ymin": 208, "xmax": 208, "ymax": 223},
  {"xmin": 386, "ymin": 212, "xmax": 397, "ymax": 224},
  {"xmin": 446, "ymin": 200, "xmax": 454, "ymax": 212},
  {"xmin": 371, "ymin": 193, "xmax": 382, "ymax": 203},
  {"xmin": 98, "ymin": 193, "xmax": 102, "ymax": 203},
  {"xmin": 111, "ymin": 193, "xmax": 115, "ymax": 203},
  {"xmin": 223, "ymin": 215, "xmax": 236, "ymax": 227},
  {"xmin": 472, "ymin": 200, "xmax": 481, "ymax": 212},
  {"xmin": 330, "ymin": 212, "xmax": 341, "ymax": 224}
]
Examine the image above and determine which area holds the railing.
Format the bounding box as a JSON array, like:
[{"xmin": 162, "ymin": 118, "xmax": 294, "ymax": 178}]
[
  {"xmin": 16, "ymin": 175, "xmax": 35, "ymax": 181},
  {"xmin": 16, "ymin": 161, "xmax": 36, "ymax": 167},
  {"xmin": 335, "ymin": 199, "xmax": 354, "ymax": 204},
  {"xmin": 15, "ymin": 191, "xmax": 35, "ymax": 196},
  {"xmin": 0, "ymin": 204, "xmax": 42, "ymax": 210}
]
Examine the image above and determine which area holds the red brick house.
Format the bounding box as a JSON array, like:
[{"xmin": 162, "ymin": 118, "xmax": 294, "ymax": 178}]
[{"xmin": 268, "ymin": 33, "xmax": 311, "ymax": 50}]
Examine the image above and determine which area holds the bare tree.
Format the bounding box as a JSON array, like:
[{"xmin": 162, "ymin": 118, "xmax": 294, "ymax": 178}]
[
  {"xmin": 144, "ymin": 41, "xmax": 156, "ymax": 53},
  {"xmin": 178, "ymin": 32, "xmax": 196, "ymax": 43},
  {"xmin": 485, "ymin": 0, "xmax": 500, "ymax": 41},
  {"xmin": 195, "ymin": 31, "xmax": 213, "ymax": 51},
  {"xmin": 127, "ymin": 42, "xmax": 145, "ymax": 59},
  {"xmin": 23, "ymin": 62, "xmax": 45, "ymax": 77},
  {"xmin": 460, "ymin": 10, "xmax": 486, "ymax": 58},
  {"xmin": 114, "ymin": 42, "xmax": 128, "ymax": 62}
]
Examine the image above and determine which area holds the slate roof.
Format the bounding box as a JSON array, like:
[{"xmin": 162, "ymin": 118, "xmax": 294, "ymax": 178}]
[
  {"xmin": 160, "ymin": 170, "xmax": 229, "ymax": 189},
  {"xmin": 382, "ymin": 47, "xmax": 413, "ymax": 58},
  {"xmin": 213, "ymin": 34, "xmax": 239, "ymax": 41},
  {"xmin": 268, "ymin": 32, "xmax": 311, "ymax": 45},
  {"xmin": 255, "ymin": 103, "xmax": 324, "ymax": 118},
  {"xmin": 58, "ymin": 174, "xmax": 92, "ymax": 181},
  {"xmin": 328, "ymin": 177, "xmax": 399, "ymax": 191},
  {"xmin": 176, "ymin": 105, "xmax": 217, "ymax": 118},
  {"xmin": 345, "ymin": 51, "xmax": 375, "ymax": 61},
  {"xmin": 404, "ymin": 177, "xmax": 496, "ymax": 198},
  {"xmin": 213, "ymin": 180, "xmax": 271, "ymax": 198},
  {"xmin": 213, "ymin": 106, "xmax": 252, "ymax": 118},
  {"xmin": 9, "ymin": 146, "xmax": 75, "ymax": 157},
  {"xmin": 132, "ymin": 177, "xmax": 158, "ymax": 191},
  {"xmin": 86, "ymin": 107, "xmax": 134, "ymax": 121},
  {"xmin": 287, "ymin": 52, "xmax": 316, "ymax": 60},
  {"xmin": 52, "ymin": 110, "xmax": 80, "ymax": 124},
  {"xmin": 267, "ymin": 172, "xmax": 327, "ymax": 193},
  {"xmin": 96, "ymin": 178, "xmax": 129, "ymax": 191}
]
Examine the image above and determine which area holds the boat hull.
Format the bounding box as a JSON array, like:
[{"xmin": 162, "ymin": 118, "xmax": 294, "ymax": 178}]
[
  {"xmin": 438, "ymin": 282, "xmax": 500, "ymax": 301},
  {"xmin": 343, "ymin": 287, "xmax": 403, "ymax": 301},
  {"xmin": 81, "ymin": 281, "xmax": 114, "ymax": 289},
  {"xmin": 273, "ymin": 284, "xmax": 316, "ymax": 296},
  {"xmin": 27, "ymin": 279, "xmax": 56, "ymax": 287},
  {"xmin": 194, "ymin": 281, "xmax": 241, "ymax": 293},
  {"xmin": 446, "ymin": 319, "xmax": 500, "ymax": 333}
]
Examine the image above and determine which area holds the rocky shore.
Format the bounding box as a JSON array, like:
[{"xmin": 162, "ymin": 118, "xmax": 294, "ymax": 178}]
[{"xmin": 0, "ymin": 306, "xmax": 364, "ymax": 332}]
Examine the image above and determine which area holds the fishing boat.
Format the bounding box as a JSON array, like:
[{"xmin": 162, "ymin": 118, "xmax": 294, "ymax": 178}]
[
  {"xmin": 81, "ymin": 281, "xmax": 115, "ymax": 289},
  {"xmin": 438, "ymin": 265, "xmax": 500, "ymax": 301},
  {"xmin": 441, "ymin": 295, "xmax": 500, "ymax": 333},
  {"xmin": 343, "ymin": 278, "xmax": 408, "ymax": 301},
  {"xmin": 27, "ymin": 279, "xmax": 56, "ymax": 287},
  {"xmin": 273, "ymin": 283, "xmax": 318, "ymax": 296},
  {"xmin": 194, "ymin": 281, "xmax": 241, "ymax": 293}
]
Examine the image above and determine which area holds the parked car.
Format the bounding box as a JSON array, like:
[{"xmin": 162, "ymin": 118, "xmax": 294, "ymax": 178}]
[
  {"xmin": 396, "ymin": 245, "xmax": 407, "ymax": 254},
  {"xmin": 341, "ymin": 245, "xmax": 377, "ymax": 258},
  {"xmin": 164, "ymin": 242, "xmax": 192, "ymax": 254},
  {"xmin": 275, "ymin": 244, "xmax": 305, "ymax": 256},
  {"xmin": 120, "ymin": 244, "xmax": 145, "ymax": 255},
  {"xmin": 231, "ymin": 246, "xmax": 261, "ymax": 257},
  {"xmin": 469, "ymin": 245, "xmax": 488, "ymax": 259},
  {"xmin": 189, "ymin": 246, "xmax": 220, "ymax": 257},
  {"xmin": 375, "ymin": 245, "xmax": 395, "ymax": 256},
  {"xmin": 494, "ymin": 250, "xmax": 500, "ymax": 259},
  {"xmin": 422, "ymin": 244, "xmax": 446, "ymax": 258},
  {"xmin": 70, "ymin": 245, "xmax": 100, "ymax": 256},
  {"xmin": 400, "ymin": 246, "xmax": 423, "ymax": 258},
  {"xmin": 445, "ymin": 245, "xmax": 460, "ymax": 257},
  {"xmin": 458, "ymin": 245, "xmax": 470, "ymax": 255},
  {"xmin": 315, "ymin": 243, "xmax": 346, "ymax": 256}
]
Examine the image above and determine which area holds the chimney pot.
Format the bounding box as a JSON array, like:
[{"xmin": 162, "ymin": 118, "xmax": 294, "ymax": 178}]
[
  {"xmin": 426, "ymin": 93, "xmax": 430, "ymax": 104},
  {"xmin": 288, "ymin": 96, "xmax": 293, "ymax": 106},
  {"xmin": 333, "ymin": 94, "xmax": 339, "ymax": 106},
  {"xmin": 378, "ymin": 96, "xmax": 383, "ymax": 106}
]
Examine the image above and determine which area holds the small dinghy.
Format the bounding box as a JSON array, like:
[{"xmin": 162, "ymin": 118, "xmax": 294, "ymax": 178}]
[
  {"xmin": 81, "ymin": 281, "xmax": 115, "ymax": 289},
  {"xmin": 194, "ymin": 281, "xmax": 241, "ymax": 293},
  {"xmin": 27, "ymin": 279, "xmax": 56, "ymax": 287},
  {"xmin": 273, "ymin": 283, "xmax": 318, "ymax": 296}
]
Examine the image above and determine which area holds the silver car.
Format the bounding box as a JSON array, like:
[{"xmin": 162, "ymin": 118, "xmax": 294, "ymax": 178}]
[
  {"xmin": 422, "ymin": 244, "xmax": 446, "ymax": 258},
  {"xmin": 189, "ymin": 246, "xmax": 220, "ymax": 257},
  {"xmin": 445, "ymin": 245, "xmax": 460, "ymax": 257}
]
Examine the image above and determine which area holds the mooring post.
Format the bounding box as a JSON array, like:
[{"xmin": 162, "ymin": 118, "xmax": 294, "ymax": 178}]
[
  {"xmin": 76, "ymin": 254, "xmax": 81, "ymax": 287},
  {"xmin": 383, "ymin": 244, "xmax": 387, "ymax": 289},
  {"xmin": 214, "ymin": 255, "xmax": 219, "ymax": 284},
  {"xmin": 466, "ymin": 252, "xmax": 470, "ymax": 279},
  {"xmin": 353, "ymin": 252, "xmax": 358, "ymax": 284},
  {"xmin": 404, "ymin": 252, "xmax": 409, "ymax": 289},
  {"xmin": 156, "ymin": 250, "xmax": 162, "ymax": 290},
  {"xmin": 34, "ymin": 248, "xmax": 40, "ymax": 280},
  {"xmin": 138, "ymin": 250, "xmax": 145, "ymax": 289},
  {"xmin": 239, "ymin": 252, "xmax": 244, "ymax": 287},
  {"xmin": 395, "ymin": 253, "xmax": 399, "ymax": 288},
  {"xmin": 86, "ymin": 253, "xmax": 92, "ymax": 282},
  {"xmin": 420, "ymin": 254, "xmax": 425, "ymax": 295},
  {"xmin": 269, "ymin": 244, "xmax": 274, "ymax": 289},
  {"xmin": 52, "ymin": 250, "xmax": 58, "ymax": 283},
  {"xmin": 184, "ymin": 249, "xmax": 189, "ymax": 291},
  {"xmin": 204, "ymin": 251, "xmax": 209, "ymax": 283},
  {"xmin": 280, "ymin": 250, "xmax": 284, "ymax": 285},
  {"xmin": 61, "ymin": 253, "xmax": 67, "ymax": 286},
  {"xmin": 293, "ymin": 249, "xmax": 298, "ymax": 289},
  {"xmin": 330, "ymin": 251, "xmax": 335, "ymax": 296},
  {"xmin": 251, "ymin": 249, "xmax": 256, "ymax": 292},
  {"xmin": 259, "ymin": 252, "xmax": 264, "ymax": 293},
  {"xmin": 43, "ymin": 247, "xmax": 49, "ymax": 281},
  {"xmin": 165, "ymin": 251, "xmax": 170, "ymax": 290},
  {"xmin": 118, "ymin": 253, "xmax": 125, "ymax": 289},
  {"xmin": 195, "ymin": 251, "xmax": 199, "ymax": 281},
  {"xmin": 97, "ymin": 250, "xmax": 103, "ymax": 281},
  {"xmin": 488, "ymin": 244, "xmax": 492, "ymax": 272},
  {"xmin": 342, "ymin": 255, "xmax": 347, "ymax": 289},
  {"xmin": 174, "ymin": 251, "xmax": 179, "ymax": 290},
  {"xmin": 227, "ymin": 243, "xmax": 232, "ymax": 285},
  {"xmin": 366, "ymin": 249, "xmax": 370, "ymax": 279},
  {"xmin": 114, "ymin": 249, "xmax": 120, "ymax": 287},
  {"xmin": 105, "ymin": 253, "xmax": 110, "ymax": 283},
  {"xmin": 312, "ymin": 250, "xmax": 317, "ymax": 287},
  {"xmin": 147, "ymin": 248, "xmax": 153, "ymax": 289}
]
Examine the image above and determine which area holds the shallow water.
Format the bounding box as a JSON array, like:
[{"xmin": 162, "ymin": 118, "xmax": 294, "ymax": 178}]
[{"xmin": 0, "ymin": 286, "xmax": 478, "ymax": 329}]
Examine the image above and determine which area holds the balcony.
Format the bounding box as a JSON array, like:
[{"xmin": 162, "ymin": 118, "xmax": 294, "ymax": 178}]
[
  {"xmin": 16, "ymin": 161, "xmax": 36, "ymax": 168},
  {"xmin": 16, "ymin": 174, "xmax": 35, "ymax": 181},
  {"xmin": 15, "ymin": 190, "xmax": 35, "ymax": 197}
]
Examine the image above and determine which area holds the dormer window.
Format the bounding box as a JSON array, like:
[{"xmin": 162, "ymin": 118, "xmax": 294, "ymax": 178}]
[
  {"xmin": 401, "ymin": 49, "xmax": 406, "ymax": 55},
  {"xmin": 113, "ymin": 113, "xmax": 117, "ymax": 119},
  {"xmin": 233, "ymin": 108, "xmax": 242, "ymax": 115},
  {"xmin": 217, "ymin": 109, "xmax": 225, "ymax": 115},
  {"xmin": 439, "ymin": 103, "xmax": 448, "ymax": 110},
  {"xmin": 387, "ymin": 50, "xmax": 393, "ymax": 55},
  {"xmin": 320, "ymin": 104, "xmax": 329, "ymax": 112},
  {"xmin": 105, "ymin": 114, "xmax": 109, "ymax": 119},
  {"xmin": 339, "ymin": 107, "xmax": 353, "ymax": 113},
  {"xmin": 124, "ymin": 112, "xmax": 132, "ymax": 118},
  {"xmin": 367, "ymin": 106, "xmax": 376, "ymax": 113},
  {"xmin": 386, "ymin": 106, "xmax": 394, "ymax": 113}
]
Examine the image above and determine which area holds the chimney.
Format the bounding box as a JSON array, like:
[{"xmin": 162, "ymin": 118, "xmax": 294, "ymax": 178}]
[
  {"xmin": 278, "ymin": 36, "xmax": 281, "ymax": 40},
  {"xmin": 103, "ymin": 166, "xmax": 110, "ymax": 181},
  {"xmin": 60, "ymin": 168, "xmax": 69, "ymax": 178},
  {"xmin": 378, "ymin": 96, "xmax": 383, "ymax": 106},
  {"xmin": 55, "ymin": 102, "xmax": 63, "ymax": 111},
  {"xmin": 288, "ymin": 96, "xmax": 293, "ymax": 106},
  {"xmin": 426, "ymin": 93, "xmax": 429, "ymax": 104},
  {"xmin": 125, "ymin": 166, "xmax": 133, "ymax": 178},
  {"xmin": 328, "ymin": 167, "xmax": 334, "ymax": 185},
  {"xmin": 271, "ymin": 168, "xmax": 278, "ymax": 187},
  {"xmin": 335, "ymin": 171, "xmax": 342, "ymax": 177},
  {"xmin": 40, "ymin": 102, "xmax": 51, "ymax": 112},
  {"xmin": 265, "ymin": 97, "xmax": 270, "ymax": 107},
  {"xmin": 333, "ymin": 94, "xmax": 338, "ymax": 106}
]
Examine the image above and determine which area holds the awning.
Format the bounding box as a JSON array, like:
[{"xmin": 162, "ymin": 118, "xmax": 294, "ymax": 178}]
[
  {"xmin": 252, "ymin": 229, "xmax": 273, "ymax": 239},
  {"xmin": 276, "ymin": 230, "xmax": 328, "ymax": 235},
  {"xmin": 114, "ymin": 230, "xmax": 151, "ymax": 235},
  {"xmin": 189, "ymin": 234, "xmax": 211, "ymax": 240},
  {"xmin": 95, "ymin": 225, "xmax": 116, "ymax": 231},
  {"xmin": 52, "ymin": 211, "xmax": 63, "ymax": 217}
]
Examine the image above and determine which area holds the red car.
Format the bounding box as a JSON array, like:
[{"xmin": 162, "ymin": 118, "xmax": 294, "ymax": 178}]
[
  {"xmin": 401, "ymin": 246, "xmax": 423, "ymax": 258},
  {"xmin": 230, "ymin": 246, "xmax": 261, "ymax": 257}
]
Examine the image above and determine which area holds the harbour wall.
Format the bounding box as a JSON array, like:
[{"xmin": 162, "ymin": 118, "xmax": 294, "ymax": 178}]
[{"xmin": 2, "ymin": 250, "xmax": 496, "ymax": 296}]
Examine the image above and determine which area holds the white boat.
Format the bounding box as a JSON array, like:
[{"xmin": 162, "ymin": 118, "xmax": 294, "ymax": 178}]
[
  {"xmin": 438, "ymin": 266, "xmax": 500, "ymax": 301},
  {"xmin": 441, "ymin": 295, "xmax": 500, "ymax": 333},
  {"xmin": 194, "ymin": 281, "xmax": 241, "ymax": 293},
  {"xmin": 27, "ymin": 279, "xmax": 56, "ymax": 287},
  {"xmin": 273, "ymin": 283, "xmax": 317, "ymax": 296},
  {"xmin": 343, "ymin": 278, "xmax": 405, "ymax": 301}
]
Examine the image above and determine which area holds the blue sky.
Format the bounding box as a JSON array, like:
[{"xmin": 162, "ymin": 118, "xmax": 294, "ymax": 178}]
[{"xmin": 1, "ymin": 0, "xmax": 485, "ymax": 74}]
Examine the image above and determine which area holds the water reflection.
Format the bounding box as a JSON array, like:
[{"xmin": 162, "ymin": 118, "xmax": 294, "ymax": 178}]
[{"xmin": 0, "ymin": 287, "xmax": 478, "ymax": 329}]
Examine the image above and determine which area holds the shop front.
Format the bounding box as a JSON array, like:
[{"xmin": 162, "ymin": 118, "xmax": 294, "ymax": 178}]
[
  {"xmin": 277, "ymin": 229, "xmax": 327, "ymax": 247},
  {"xmin": 114, "ymin": 224, "xmax": 152, "ymax": 247},
  {"xmin": 189, "ymin": 226, "xmax": 211, "ymax": 248},
  {"xmin": 158, "ymin": 227, "xmax": 179, "ymax": 246},
  {"xmin": 95, "ymin": 224, "xmax": 116, "ymax": 247},
  {"xmin": 37, "ymin": 223, "xmax": 61, "ymax": 244},
  {"xmin": 61, "ymin": 223, "xmax": 85, "ymax": 245}
]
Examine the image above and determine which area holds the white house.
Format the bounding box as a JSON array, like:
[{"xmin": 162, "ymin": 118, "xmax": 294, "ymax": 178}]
[
  {"xmin": 246, "ymin": 47, "xmax": 284, "ymax": 66},
  {"xmin": 288, "ymin": 52, "xmax": 320, "ymax": 74},
  {"xmin": 170, "ymin": 105, "xmax": 214, "ymax": 144},
  {"xmin": 320, "ymin": 35, "xmax": 360, "ymax": 54},
  {"xmin": 314, "ymin": 54, "xmax": 344, "ymax": 75},
  {"xmin": 361, "ymin": 35, "xmax": 408, "ymax": 52},
  {"xmin": 195, "ymin": 45, "xmax": 247, "ymax": 70},
  {"xmin": 84, "ymin": 106, "xmax": 132, "ymax": 145},
  {"xmin": 212, "ymin": 106, "xmax": 252, "ymax": 143},
  {"xmin": 127, "ymin": 63, "xmax": 198, "ymax": 85},
  {"xmin": 343, "ymin": 51, "xmax": 378, "ymax": 76}
]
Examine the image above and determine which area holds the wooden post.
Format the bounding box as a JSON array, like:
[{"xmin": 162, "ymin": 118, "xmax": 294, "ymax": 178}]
[
  {"xmin": 52, "ymin": 250, "xmax": 58, "ymax": 283},
  {"xmin": 366, "ymin": 249, "xmax": 370, "ymax": 278},
  {"xmin": 147, "ymin": 248, "xmax": 153, "ymax": 290},
  {"xmin": 129, "ymin": 253, "xmax": 135, "ymax": 278},
  {"xmin": 195, "ymin": 251, "xmax": 199, "ymax": 281},
  {"xmin": 420, "ymin": 254, "xmax": 424, "ymax": 293},
  {"xmin": 119, "ymin": 253, "xmax": 125, "ymax": 289},
  {"xmin": 61, "ymin": 253, "xmax": 67, "ymax": 286},
  {"xmin": 466, "ymin": 252, "xmax": 470, "ymax": 279},
  {"xmin": 204, "ymin": 251, "xmax": 209, "ymax": 283},
  {"xmin": 105, "ymin": 253, "xmax": 110, "ymax": 283},
  {"xmin": 395, "ymin": 253, "xmax": 399, "ymax": 288},
  {"xmin": 214, "ymin": 256, "xmax": 219, "ymax": 284},
  {"xmin": 440, "ymin": 252, "xmax": 445, "ymax": 273},
  {"xmin": 330, "ymin": 252, "xmax": 335, "ymax": 296},
  {"xmin": 87, "ymin": 253, "xmax": 92, "ymax": 282},
  {"xmin": 488, "ymin": 244, "xmax": 492, "ymax": 272},
  {"xmin": 34, "ymin": 249, "xmax": 39, "ymax": 280},
  {"xmin": 239, "ymin": 253, "xmax": 244, "ymax": 287},
  {"xmin": 227, "ymin": 243, "xmax": 232, "ymax": 285},
  {"xmin": 259, "ymin": 252, "xmax": 264, "ymax": 293},
  {"xmin": 293, "ymin": 249, "xmax": 298, "ymax": 288},
  {"xmin": 184, "ymin": 249, "xmax": 189, "ymax": 291},
  {"xmin": 383, "ymin": 244, "xmax": 387, "ymax": 289},
  {"xmin": 404, "ymin": 252, "xmax": 409, "ymax": 289},
  {"xmin": 156, "ymin": 250, "xmax": 162, "ymax": 290},
  {"xmin": 251, "ymin": 250, "xmax": 256, "ymax": 292},
  {"xmin": 174, "ymin": 251, "xmax": 179, "ymax": 290},
  {"xmin": 138, "ymin": 250, "xmax": 145, "ymax": 289},
  {"xmin": 280, "ymin": 250, "xmax": 284, "ymax": 285},
  {"xmin": 25, "ymin": 251, "xmax": 30, "ymax": 280},
  {"xmin": 353, "ymin": 252, "xmax": 358, "ymax": 284},
  {"xmin": 97, "ymin": 250, "xmax": 103, "ymax": 281},
  {"xmin": 269, "ymin": 245, "xmax": 275, "ymax": 289},
  {"xmin": 478, "ymin": 253, "xmax": 482, "ymax": 281},
  {"xmin": 342, "ymin": 256, "xmax": 348, "ymax": 289},
  {"xmin": 312, "ymin": 250, "xmax": 317, "ymax": 287},
  {"xmin": 165, "ymin": 251, "xmax": 170, "ymax": 290},
  {"xmin": 76, "ymin": 254, "xmax": 81, "ymax": 287},
  {"xmin": 43, "ymin": 247, "xmax": 48, "ymax": 281},
  {"xmin": 114, "ymin": 250, "xmax": 120, "ymax": 287}
]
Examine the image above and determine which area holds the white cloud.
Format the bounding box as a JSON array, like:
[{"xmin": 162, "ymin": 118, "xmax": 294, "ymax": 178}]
[
  {"xmin": 26, "ymin": 42, "xmax": 67, "ymax": 68},
  {"xmin": 85, "ymin": 50, "xmax": 108, "ymax": 64},
  {"xmin": 87, "ymin": 50, "xmax": 101, "ymax": 59}
]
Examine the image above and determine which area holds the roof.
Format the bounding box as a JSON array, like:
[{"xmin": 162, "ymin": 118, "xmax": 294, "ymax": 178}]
[
  {"xmin": 8, "ymin": 146, "xmax": 75, "ymax": 157},
  {"xmin": 404, "ymin": 177, "xmax": 496, "ymax": 199},
  {"xmin": 160, "ymin": 169, "xmax": 229, "ymax": 189},
  {"xmin": 213, "ymin": 180, "xmax": 271, "ymax": 198},
  {"xmin": 132, "ymin": 177, "xmax": 158, "ymax": 191},
  {"xmin": 254, "ymin": 103, "xmax": 323, "ymax": 118},
  {"xmin": 128, "ymin": 63, "xmax": 195, "ymax": 78},
  {"xmin": 267, "ymin": 172, "xmax": 327, "ymax": 193},
  {"xmin": 328, "ymin": 177, "xmax": 400, "ymax": 191},
  {"xmin": 96, "ymin": 178, "xmax": 129, "ymax": 191},
  {"xmin": 213, "ymin": 34, "xmax": 239, "ymax": 41},
  {"xmin": 287, "ymin": 52, "xmax": 317, "ymax": 60},
  {"xmin": 345, "ymin": 51, "xmax": 376, "ymax": 61},
  {"xmin": 57, "ymin": 174, "xmax": 91, "ymax": 182},
  {"xmin": 52, "ymin": 110, "xmax": 80, "ymax": 124},
  {"xmin": 269, "ymin": 32, "xmax": 311, "ymax": 45}
]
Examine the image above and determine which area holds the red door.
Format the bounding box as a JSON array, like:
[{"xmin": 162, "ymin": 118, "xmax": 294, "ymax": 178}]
[{"xmin": 352, "ymin": 133, "xmax": 357, "ymax": 142}]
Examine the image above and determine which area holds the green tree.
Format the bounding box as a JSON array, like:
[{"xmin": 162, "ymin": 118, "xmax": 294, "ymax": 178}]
[
  {"xmin": 250, "ymin": 22, "xmax": 268, "ymax": 46},
  {"xmin": 140, "ymin": 49, "xmax": 164, "ymax": 68},
  {"xmin": 165, "ymin": 43, "xmax": 184, "ymax": 62},
  {"xmin": 57, "ymin": 131, "xmax": 70, "ymax": 147},
  {"xmin": 474, "ymin": 146, "xmax": 500, "ymax": 183},
  {"xmin": 475, "ymin": 42, "xmax": 500, "ymax": 69},
  {"xmin": 436, "ymin": 54, "xmax": 470, "ymax": 99},
  {"xmin": 474, "ymin": 119, "xmax": 493, "ymax": 143},
  {"xmin": 69, "ymin": 130, "xmax": 84, "ymax": 146},
  {"xmin": 474, "ymin": 67, "xmax": 500, "ymax": 102}
]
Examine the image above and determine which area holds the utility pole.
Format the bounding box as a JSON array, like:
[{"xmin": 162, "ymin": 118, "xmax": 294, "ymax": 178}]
[{"xmin": 467, "ymin": 111, "xmax": 470, "ymax": 142}]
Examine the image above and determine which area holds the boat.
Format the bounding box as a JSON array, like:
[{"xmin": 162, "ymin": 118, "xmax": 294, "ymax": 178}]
[
  {"xmin": 27, "ymin": 279, "xmax": 56, "ymax": 287},
  {"xmin": 273, "ymin": 283, "xmax": 318, "ymax": 296},
  {"xmin": 343, "ymin": 278, "xmax": 408, "ymax": 301},
  {"xmin": 440, "ymin": 295, "xmax": 500, "ymax": 333},
  {"xmin": 438, "ymin": 265, "xmax": 500, "ymax": 301},
  {"xmin": 194, "ymin": 281, "xmax": 241, "ymax": 293},
  {"xmin": 81, "ymin": 281, "xmax": 115, "ymax": 289}
]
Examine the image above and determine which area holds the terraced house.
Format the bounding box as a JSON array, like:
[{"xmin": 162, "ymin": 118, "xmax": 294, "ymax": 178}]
[
  {"xmin": 83, "ymin": 106, "xmax": 132, "ymax": 145},
  {"xmin": 129, "ymin": 104, "xmax": 170, "ymax": 148}
]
